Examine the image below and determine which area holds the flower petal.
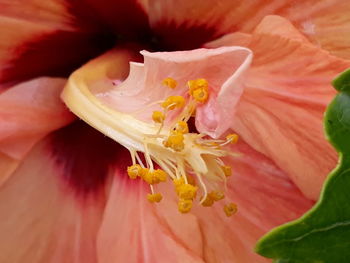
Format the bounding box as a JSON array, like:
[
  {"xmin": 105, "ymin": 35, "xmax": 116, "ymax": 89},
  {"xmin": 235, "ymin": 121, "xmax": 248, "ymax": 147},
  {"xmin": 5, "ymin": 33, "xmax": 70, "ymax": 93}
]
[
  {"xmin": 0, "ymin": 1, "xmax": 117, "ymax": 87},
  {"xmin": 189, "ymin": 141, "xmax": 313, "ymax": 262},
  {"xmin": 96, "ymin": 140, "xmax": 312, "ymax": 263},
  {"xmin": 141, "ymin": 48, "xmax": 252, "ymax": 138},
  {"xmin": 143, "ymin": 0, "xmax": 348, "ymax": 51},
  {"xmin": 0, "ymin": 152, "xmax": 18, "ymax": 186},
  {"xmin": 74, "ymin": 47, "xmax": 252, "ymax": 138},
  {"xmin": 208, "ymin": 15, "xmax": 350, "ymax": 200},
  {"xmin": 0, "ymin": 138, "xmax": 103, "ymax": 263},
  {"xmin": 96, "ymin": 174, "xmax": 206, "ymax": 263},
  {"xmin": 0, "ymin": 119, "xmax": 128, "ymax": 262},
  {"xmin": 278, "ymin": 1, "xmax": 350, "ymax": 59},
  {"xmin": 68, "ymin": 0, "xmax": 150, "ymax": 38},
  {"xmin": 0, "ymin": 77, "xmax": 74, "ymax": 160}
]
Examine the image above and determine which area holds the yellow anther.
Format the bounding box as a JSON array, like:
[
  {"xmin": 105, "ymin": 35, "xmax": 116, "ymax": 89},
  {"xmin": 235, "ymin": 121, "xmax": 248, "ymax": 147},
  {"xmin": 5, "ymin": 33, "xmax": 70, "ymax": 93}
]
[
  {"xmin": 178, "ymin": 199, "xmax": 193, "ymax": 213},
  {"xmin": 226, "ymin": 133, "xmax": 239, "ymax": 144},
  {"xmin": 188, "ymin": 78, "xmax": 208, "ymax": 95},
  {"xmin": 127, "ymin": 164, "xmax": 142, "ymax": 179},
  {"xmin": 201, "ymin": 195, "xmax": 214, "ymax": 207},
  {"xmin": 140, "ymin": 168, "xmax": 157, "ymax": 185},
  {"xmin": 177, "ymin": 184, "xmax": 198, "ymax": 200},
  {"xmin": 147, "ymin": 193, "xmax": 163, "ymax": 203},
  {"xmin": 152, "ymin": 111, "xmax": 165, "ymax": 123},
  {"xmin": 209, "ymin": 190, "xmax": 225, "ymax": 201},
  {"xmin": 224, "ymin": 203, "xmax": 238, "ymax": 217},
  {"xmin": 221, "ymin": 165, "xmax": 232, "ymax": 177},
  {"xmin": 162, "ymin": 77, "xmax": 177, "ymax": 89},
  {"xmin": 175, "ymin": 121, "xmax": 189, "ymax": 134},
  {"xmin": 192, "ymin": 87, "xmax": 209, "ymax": 103},
  {"xmin": 141, "ymin": 169, "xmax": 153, "ymax": 184},
  {"xmin": 161, "ymin": 96, "xmax": 185, "ymax": 110},
  {"xmin": 164, "ymin": 131, "xmax": 185, "ymax": 152},
  {"xmin": 173, "ymin": 177, "xmax": 185, "ymax": 187},
  {"xmin": 153, "ymin": 169, "xmax": 167, "ymax": 182},
  {"xmin": 139, "ymin": 167, "xmax": 150, "ymax": 178},
  {"xmin": 142, "ymin": 169, "xmax": 167, "ymax": 184},
  {"xmin": 188, "ymin": 78, "xmax": 209, "ymax": 103}
]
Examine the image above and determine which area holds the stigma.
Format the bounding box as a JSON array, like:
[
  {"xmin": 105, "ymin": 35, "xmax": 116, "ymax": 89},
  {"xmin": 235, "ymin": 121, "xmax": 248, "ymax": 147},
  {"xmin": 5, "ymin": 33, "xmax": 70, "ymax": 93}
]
[{"xmin": 125, "ymin": 77, "xmax": 238, "ymax": 217}]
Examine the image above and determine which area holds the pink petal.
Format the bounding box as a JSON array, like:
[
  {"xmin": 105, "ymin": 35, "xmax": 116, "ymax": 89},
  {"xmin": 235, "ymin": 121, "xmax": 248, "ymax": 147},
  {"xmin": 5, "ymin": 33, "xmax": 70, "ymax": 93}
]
[
  {"xmin": 97, "ymin": 47, "xmax": 252, "ymax": 138},
  {"xmin": 0, "ymin": 117, "xmax": 133, "ymax": 262},
  {"xmin": 0, "ymin": 77, "xmax": 74, "ymax": 160},
  {"xmin": 207, "ymin": 15, "xmax": 350, "ymax": 200},
  {"xmin": 0, "ymin": 1, "xmax": 121, "ymax": 87},
  {"xmin": 0, "ymin": 152, "xmax": 18, "ymax": 186},
  {"xmin": 0, "ymin": 1, "xmax": 70, "ymax": 85},
  {"xmin": 143, "ymin": 0, "xmax": 350, "ymax": 55},
  {"xmin": 96, "ymin": 141, "xmax": 312, "ymax": 263},
  {"xmin": 277, "ymin": 1, "xmax": 350, "ymax": 59},
  {"xmin": 96, "ymin": 174, "xmax": 206, "ymax": 263},
  {"xmin": 143, "ymin": 48, "xmax": 252, "ymax": 137},
  {"xmin": 0, "ymin": 137, "xmax": 104, "ymax": 263}
]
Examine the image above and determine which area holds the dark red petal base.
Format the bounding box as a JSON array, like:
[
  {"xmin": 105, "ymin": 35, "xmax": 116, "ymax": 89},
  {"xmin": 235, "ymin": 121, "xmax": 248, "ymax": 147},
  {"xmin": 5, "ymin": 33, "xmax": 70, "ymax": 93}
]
[{"xmin": 48, "ymin": 120, "xmax": 130, "ymax": 198}]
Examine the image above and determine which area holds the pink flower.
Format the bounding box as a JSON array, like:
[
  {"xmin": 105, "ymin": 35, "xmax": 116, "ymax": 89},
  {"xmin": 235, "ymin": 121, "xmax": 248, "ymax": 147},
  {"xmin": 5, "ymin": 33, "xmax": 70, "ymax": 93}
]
[{"xmin": 1, "ymin": 1, "xmax": 350, "ymax": 262}]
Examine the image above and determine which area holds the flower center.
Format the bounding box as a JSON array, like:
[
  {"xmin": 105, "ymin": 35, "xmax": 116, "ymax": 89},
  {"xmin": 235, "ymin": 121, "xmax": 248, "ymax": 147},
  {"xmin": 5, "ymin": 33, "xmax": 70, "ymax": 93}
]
[
  {"xmin": 62, "ymin": 50, "xmax": 242, "ymax": 217},
  {"xmin": 125, "ymin": 77, "xmax": 238, "ymax": 216}
]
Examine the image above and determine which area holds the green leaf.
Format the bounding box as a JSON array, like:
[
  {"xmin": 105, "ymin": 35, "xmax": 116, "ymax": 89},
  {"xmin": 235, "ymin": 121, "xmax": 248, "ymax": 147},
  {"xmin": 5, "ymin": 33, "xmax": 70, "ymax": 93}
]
[{"xmin": 255, "ymin": 68, "xmax": 350, "ymax": 263}]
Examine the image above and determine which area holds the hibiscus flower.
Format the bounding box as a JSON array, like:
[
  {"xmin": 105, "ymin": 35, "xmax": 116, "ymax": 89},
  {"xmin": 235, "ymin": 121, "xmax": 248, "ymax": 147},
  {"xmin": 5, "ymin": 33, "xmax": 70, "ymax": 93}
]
[{"xmin": 1, "ymin": 1, "xmax": 350, "ymax": 263}]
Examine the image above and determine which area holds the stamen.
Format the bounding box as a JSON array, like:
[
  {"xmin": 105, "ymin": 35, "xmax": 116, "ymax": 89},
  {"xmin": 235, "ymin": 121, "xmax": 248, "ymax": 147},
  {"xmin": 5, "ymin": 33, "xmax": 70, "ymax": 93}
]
[
  {"xmin": 157, "ymin": 159, "xmax": 176, "ymax": 179},
  {"xmin": 220, "ymin": 133, "xmax": 239, "ymax": 146},
  {"xmin": 162, "ymin": 77, "xmax": 177, "ymax": 89},
  {"xmin": 202, "ymin": 195, "xmax": 215, "ymax": 207},
  {"xmin": 135, "ymin": 151, "xmax": 146, "ymax": 168},
  {"xmin": 153, "ymin": 169, "xmax": 167, "ymax": 182},
  {"xmin": 201, "ymin": 191, "xmax": 225, "ymax": 207},
  {"xmin": 161, "ymin": 96, "xmax": 185, "ymax": 110},
  {"xmin": 221, "ymin": 165, "xmax": 232, "ymax": 177},
  {"xmin": 175, "ymin": 121, "xmax": 189, "ymax": 134},
  {"xmin": 127, "ymin": 164, "xmax": 142, "ymax": 179},
  {"xmin": 192, "ymin": 88, "xmax": 208, "ymax": 103},
  {"xmin": 168, "ymin": 100, "xmax": 196, "ymax": 132},
  {"xmin": 196, "ymin": 172, "xmax": 208, "ymax": 204},
  {"xmin": 147, "ymin": 192, "xmax": 163, "ymax": 203},
  {"xmin": 122, "ymin": 77, "xmax": 239, "ymax": 216},
  {"xmin": 224, "ymin": 203, "xmax": 238, "ymax": 217},
  {"xmin": 188, "ymin": 78, "xmax": 208, "ymax": 94},
  {"xmin": 209, "ymin": 190, "xmax": 225, "ymax": 201},
  {"xmin": 173, "ymin": 177, "xmax": 185, "ymax": 188},
  {"xmin": 152, "ymin": 111, "xmax": 165, "ymax": 123},
  {"xmin": 141, "ymin": 169, "xmax": 154, "ymax": 184},
  {"xmin": 143, "ymin": 142, "xmax": 154, "ymax": 170},
  {"xmin": 141, "ymin": 169, "xmax": 167, "ymax": 185},
  {"xmin": 139, "ymin": 167, "xmax": 150, "ymax": 181},
  {"xmin": 178, "ymin": 199, "xmax": 193, "ymax": 213},
  {"xmin": 188, "ymin": 78, "xmax": 209, "ymax": 103},
  {"xmin": 177, "ymin": 184, "xmax": 198, "ymax": 200},
  {"xmin": 163, "ymin": 131, "xmax": 185, "ymax": 152},
  {"xmin": 129, "ymin": 150, "xmax": 136, "ymax": 165}
]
